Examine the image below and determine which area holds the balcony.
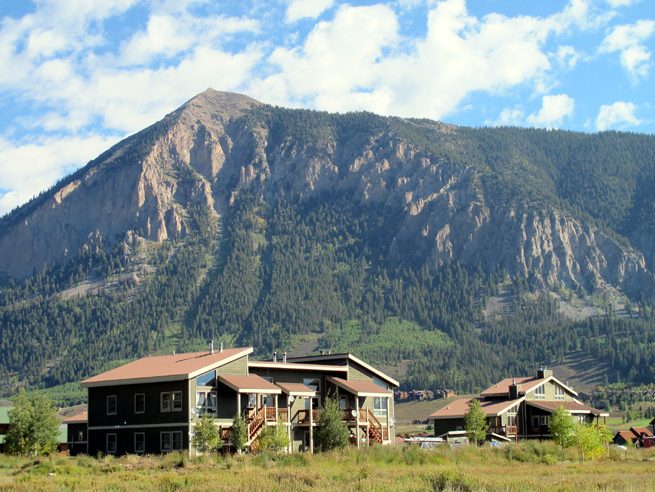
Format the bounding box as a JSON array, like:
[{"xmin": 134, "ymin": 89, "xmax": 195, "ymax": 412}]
[{"xmin": 488, "ymin": 425, "xmax": 518, "ymax": 436}]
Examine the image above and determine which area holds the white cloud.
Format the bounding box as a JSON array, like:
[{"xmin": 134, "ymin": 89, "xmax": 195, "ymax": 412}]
[
  {"xmin": 606, "ymin": 0, "xmax": 639, "ymax": 7},
  {"xmin": 253, "ymin": 4, "xmax": 398, "ymax": 111},
  {"xmin": 527, "ymin": 94, "xmax": 575, "ymax": 127},
  {"xmin": 286, "ymin": 0, "xmax": 334, "ymax": 23},
  {"xmin": 490, "ymin": 107, "xmax": 525, "ymax": 126},
  {"xmin": 595, "ymin": 101, "xmax": 641, "ymax": 130},
  {"xmin": 0, "ymin": 134, "xmax": 119, "ymax": 215},
  {"xmin": 599, "ymin": 19, "xmax": 655, "ymax": 79},
  {"xmin": 556, "ymin": 45, "xmax": 581, "ymax": 68}
]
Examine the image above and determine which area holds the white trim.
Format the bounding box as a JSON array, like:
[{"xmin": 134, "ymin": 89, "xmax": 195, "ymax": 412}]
[
  {"xmin": 89, "ymin": 423, "xmax": 188, "ymax": 430},
  {"xmin": 218, "ymin": 376, "xmax": 282, "ymax": 394},
  {"xmin": 160, "ymin": 430, "xmax": 183, "ymax": 453},
  {"xmin": 327, "ymin": 376, "xmax": 392, "ymax": 397},
  {"xmin": 160, "ymin": 391, "xmax": 183, "ymax": 413},
  {"xmin": 286, "ymin": 353, "xmax": 399, "ymax": 387},
  {"xmin": 81, "ymin": 348, "xmax": 254, "ymax": 387},
  {"xmin": 107, "ymin": 395, "xmax": 117, "ymax": 416},
  {"xmin": 106, "ymin": 433, "xmax": 117, "ymax": 454},
  {"xmin": 134, "ymin": 432, "xmax": 145, "ymax": 454},
  {"xmin": 134, "ymin": 393, "xmax": 145, "ymax": 414},
  {"xmin": 248, "ymin": 361, "xmax": 348, "ymax": 372}
]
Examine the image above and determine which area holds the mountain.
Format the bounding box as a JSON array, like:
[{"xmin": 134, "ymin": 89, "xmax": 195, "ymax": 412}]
[{"xmin": 1, "ymin": 89, "xmax": 655, "ymax": 398}]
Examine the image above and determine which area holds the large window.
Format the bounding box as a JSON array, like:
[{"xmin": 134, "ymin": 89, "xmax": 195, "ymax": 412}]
[
  {"xmin": 196, "ymin": 370, "xmax": 216, "ymax": 387},
  {"xmin": 534, "ymin": 384, "xmax": 545, "ymax": 399},
  {"xmin": 134, "ymin": 432, "xmax": 145, "ymax": 454},
  {"xmin": 107, "ymin": 395, "xmax": 117, "ymax": 415},
  {"xmin": 161, "ymin": 391, "xmax": 183, "ymax": 412},
  {"xmin": 106, "ymin": 433, "xmax": 117, "ymax": 454},
  {"xmin": 554, "ymin": 385, "xmax": 565, "ymax": 399},
  {"xmin": 161, "ymin": 431, "xmax": 183, "ymax": 452},
  {"xmin": 196, "ymin": 390, "xmax": 217, "ymax": 414},
  {"xmin": 373, "ymin": 397, "xmax": 388, "ymax": 417},
  {"xmin": 303, "ymin": 378, "xmax": 320, "ymax": 410},
  {"xmin": 134, "ymin": 393, "xmax": 145, "ymax": 414}
]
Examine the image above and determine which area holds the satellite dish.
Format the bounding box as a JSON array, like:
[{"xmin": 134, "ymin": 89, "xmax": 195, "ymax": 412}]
[
  {"xmin": 191, "ymin": 407, "xmax": 199, "ymax": 416},
  {"xmin": 351, "ymin": 409, "xmax": 357, "ymax": 418}
]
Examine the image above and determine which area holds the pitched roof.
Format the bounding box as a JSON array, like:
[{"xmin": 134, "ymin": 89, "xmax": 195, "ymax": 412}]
[
  {"xmin": 428, "ymin": 397, "xmax": 524, "ymax": 419},
  {"xmin": 275, "ymin": 382, "xmax": 317, "ymax": 397},
  {"xmin": 630, "ymin": 427, "xmax": 654, "ymax": 438},
  {"xmin": 248, "ymin": 361, "xmax": 347, "ymax": 373},
  {"xmin": 526, "ymin": 400, "xmax": 607, "ymax": 416},
  {"xmin": 218, "ymin": 374, "xmax": 281, "ymax": 394},
  {"xmin": 327, "ymin": 377, "xmax": 392, "ymax": 396},
  {"xmin": 81, "ymin": 347, "xmax": 252, "ymax": 386},
  {"xmin": 63, "ymin": 411, "xmax": 87, "ymax": 424},
  {"xmin": 286, "ymin": 353, "xmax": 399, "ymax": 387},
  {"xmin": 615, "ymin": 430, "xmax": 638, "ymax": 443},
  {"xmin": 480, "ymin": 377, "xmax": 535, "ymax": 397},
  {"xmin": 480, "ymin": 376, "xmax": 577, "ymax": 398}
]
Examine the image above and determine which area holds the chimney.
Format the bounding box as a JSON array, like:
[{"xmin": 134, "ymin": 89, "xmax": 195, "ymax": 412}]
[
  {"xmin": 219, "ymin": 341, "xmax": 224, "ymax": 353},
  {"xmin": 283, "ymin": 352, "xmax": 287, "ymax": 363},
  {"xmin": 509, "ymin": 378, "xmax": 519, "ymax": 399},
  {"xmin": 209, "ymin": 340, "xmax": 214, "ymax": 354},
  {"xmin": 273, "ymin": 351, "xmax": 277, "ymax": 363},
  {"xmin": 537, "ymin": 365, "xmax": 553, "ymax": 379}
]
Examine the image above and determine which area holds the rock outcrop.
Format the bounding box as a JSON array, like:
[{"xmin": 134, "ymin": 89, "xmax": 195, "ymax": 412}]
[{"xmin": 0, "ymin": 89, "xmax": 653, "ymax": 297}]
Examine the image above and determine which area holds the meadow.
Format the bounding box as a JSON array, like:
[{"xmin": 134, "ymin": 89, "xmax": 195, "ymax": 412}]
[{"xmin": 1, "ymin": 442, "xmax": 654, "ymax": 492}]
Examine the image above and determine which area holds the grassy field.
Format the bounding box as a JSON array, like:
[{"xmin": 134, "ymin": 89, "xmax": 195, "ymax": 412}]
[{"xmin": 1, "ymin": 443, "xmax": 654, "ymax": 491}]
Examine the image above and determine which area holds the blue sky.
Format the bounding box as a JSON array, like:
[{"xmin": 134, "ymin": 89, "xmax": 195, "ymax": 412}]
[{"xmin": 0, "ymin": 0, "xmax": 653, "ymax": 216}]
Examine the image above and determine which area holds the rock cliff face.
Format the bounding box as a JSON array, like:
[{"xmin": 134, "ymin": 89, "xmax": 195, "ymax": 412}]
[{"xmin": 0, "ymin": 89, "xmax": 653, "ymax": 297}]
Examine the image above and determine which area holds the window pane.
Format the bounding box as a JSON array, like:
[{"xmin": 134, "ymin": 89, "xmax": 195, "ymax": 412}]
[
  {"xmin": 172, "ymin": 392, "xmax": 183, "ymax": 410},
  {"xmin": 196, "ymin": 370, "xmax": 216, "ymax": 387},
  {"xmin": 161, "ymin": 432, "xmax": 172, "ymax": 452},
  {"xmin": 162, "ymin": 393, "xmax": 171, "ymax": 412},
  {"xmin": 173, "ymin": 432, "xmax": 183, "ymax": 450},
  {"xmin": 107, "ymin": 395, "xmax": 117, "ymax": 415}
]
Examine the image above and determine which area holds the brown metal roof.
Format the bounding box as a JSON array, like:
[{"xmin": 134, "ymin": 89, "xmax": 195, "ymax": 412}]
[
  {"xmin": 219, "ymin": 374, "xmax": 282, "ymax": 394},
  {"xmin": 428, "ymin": 397, "xmax": 523, "ymax": 419},
  {"xmin": 630, "ymin": 427, "xmax": 654, "ymax": 437},
  {"xmin": 615, "ymin": 430, "xmax": 638, "ymax": 443},
  {"xmin": 63, "ymin": 411, "xmax": 87, "ymax": 424},
  {"xmin": 526, "ymin": 400, "xmax": 605, "ymax": 415},
  {"xmin": 81, "ymin": 347, "xmax": 252, "ymax": 386},
  {"xmin": 275, "ymin": 382, "xmax": 316, "ymax": 396},
  {"xmin": 480, "ymin": 377, "xmax": 537, "ymax": 396},
  {"xmin": 327, "ymin": 377, "xmax": 392, "ymax": 396}
]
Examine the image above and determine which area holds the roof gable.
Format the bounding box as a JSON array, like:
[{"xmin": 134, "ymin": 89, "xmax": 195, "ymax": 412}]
[
  {"xmin": 285, "ymin": 353, "xmax": 399, "ymax": 387},
  {"xmin": 82, "ymin": 347, "xmax": 253, "ymax": 387}
]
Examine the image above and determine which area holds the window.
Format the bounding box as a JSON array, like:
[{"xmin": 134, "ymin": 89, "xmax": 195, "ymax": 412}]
[
  {"xmin": 339, "ymin": 395, "xmax": 348, "ymax": 410},
  {"xmin": 161, "ymin": 431, "xmax": 183, "ymax": 452},
  {"xmin": 161, "ymin": 391, "xmax": 183, "ymax": 412},
  {"xmin": 134, "ymin": 432, "xmax": 145, "ymax": 454},
  {"xmin": 372, "ymin": 377, "xmax": 388, "ymax": 390},
  {"xmin": 77, "ymin": 431, "xmax": 84, "ymax": 441},
  {"xmin": 134, "ymin": 393, "xmax": 145, "ymax": 414},
  {"xmin": 247, "ymin": 393, "xmax": 257, "ymax": 408},
  {"xmin": 373, "ymin": 397, "xmax": 388, "ymax": 417},
  {"xmin": 534, "ymin": 384, "xmax": 545, "ymax": 399},
  {"xmin": 106, "ymin": 433, "xmax": 117, "ymax": 454},
  {"xmin": 540, "ymin": 415, "xmax": 550, "ymax": 426},
  {"xmin": 107, "ymin": 395, "xmax": 117, "ymax": 415},
  {"xmin": 303, "ymin": 379, "xmax": 320, "ymax": 410},
  {"xmin": 554, "ymin": 385, "xmax": 565, "ymax": 399},
  {"xmin": 196, "ymin": 390, "xmax": 217, "ymax": 414},
  {"xmin": 506, "ymin": 415, "xmax": 517, "ymax": 427},
  {"xmin": 196, "ymin": 370, "xmax": 216, "ymax": 387}
]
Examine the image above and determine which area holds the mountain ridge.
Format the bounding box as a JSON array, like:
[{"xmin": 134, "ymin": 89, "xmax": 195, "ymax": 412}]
[{"xmin": 2, "ymin": 90, "xmax": 655, "ymax": 395}]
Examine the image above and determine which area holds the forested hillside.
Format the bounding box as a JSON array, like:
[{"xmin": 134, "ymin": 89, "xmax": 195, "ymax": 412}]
[{"xmin": 1, "ymin": 90, "xmax": 654, "ymax": 399}]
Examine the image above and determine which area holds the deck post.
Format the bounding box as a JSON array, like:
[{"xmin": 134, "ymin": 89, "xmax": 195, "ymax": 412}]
[
  {"xmin": 237, "ymin": 393, "xmax": 241, "ymax": 416},
  {"xmin": 308, "ymin": 396, "xmax": 314, "ymax": 453},
  {"xmin": 386, "ymin": 395, "xmax": 390, "ymax": 443},
  {"xmin": 355, "ymin": 397, "xmax": 360, "ymax": 449},
  {"xmin": 287, "ymin": 397, "xmax": 292, "ymax": 453},
  {"xmin": 275, "ymin": 394, "xmax": 279, "ymax": 422}
]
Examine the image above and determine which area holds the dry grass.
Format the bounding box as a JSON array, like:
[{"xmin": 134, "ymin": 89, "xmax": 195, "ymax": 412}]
[{"xmin": 1, "ymin": 443, "xmax": 655, "ymax": 491}]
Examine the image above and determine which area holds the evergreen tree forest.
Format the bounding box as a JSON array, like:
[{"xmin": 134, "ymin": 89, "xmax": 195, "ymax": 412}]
[{"xmin": 1, "ymin": 107, "xmax": 655, "ymax": 402}]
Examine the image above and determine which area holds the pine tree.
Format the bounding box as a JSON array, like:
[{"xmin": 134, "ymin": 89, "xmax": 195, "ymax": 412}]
[
  {"xmin": 464, "ymin": 399, "xmax": 488, "ymax": 446},
  {"xmin": 315, "ymin": 396, "xmax": 349, "ymax": 451}
]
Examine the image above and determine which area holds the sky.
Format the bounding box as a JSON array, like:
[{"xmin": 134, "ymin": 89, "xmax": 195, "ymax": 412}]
[{"xmin": 0, "ymin": 0, "xmax": 653, "ymax": 216}]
